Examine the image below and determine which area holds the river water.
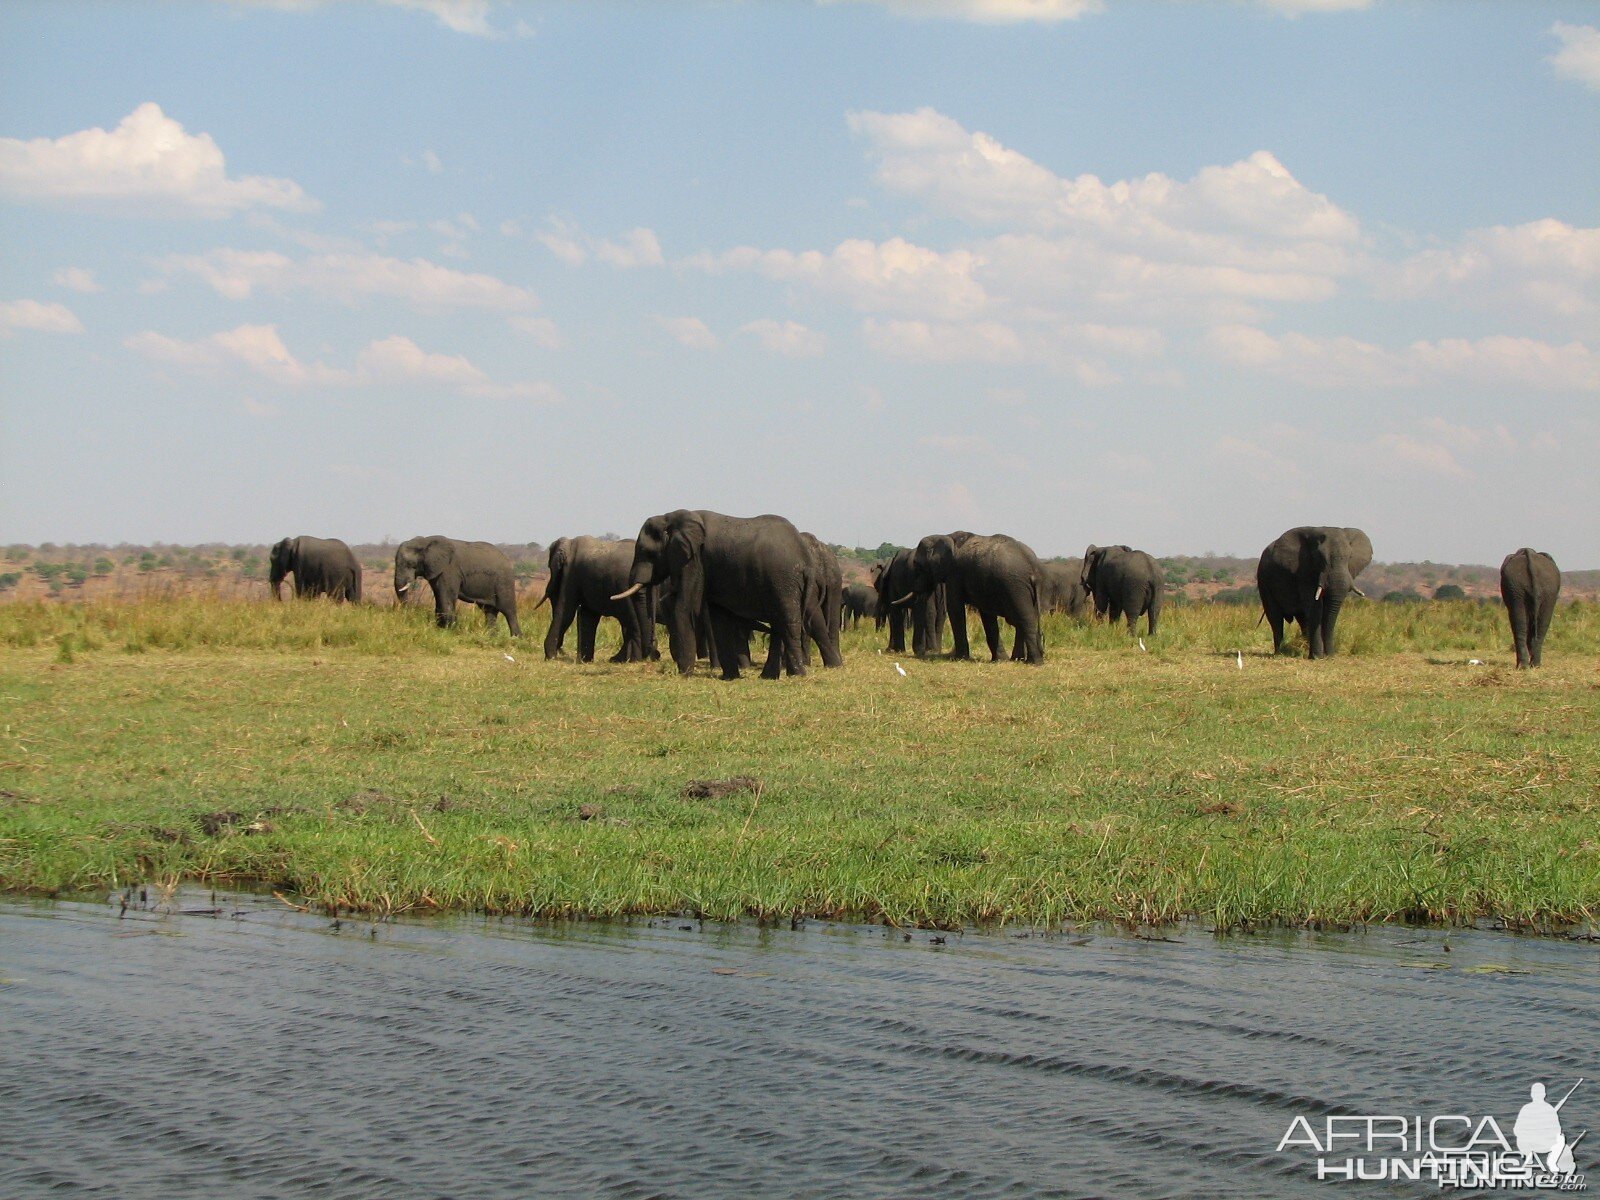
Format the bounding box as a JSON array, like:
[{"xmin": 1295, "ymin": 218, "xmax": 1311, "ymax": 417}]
[{"xmin": 1, "ymin": 892, "xmax": 1595, "ymax": 1199}]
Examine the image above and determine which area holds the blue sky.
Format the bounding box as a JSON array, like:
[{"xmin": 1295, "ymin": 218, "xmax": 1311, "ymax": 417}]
[{"xmin": 1, "ymin": 0, "xmax": 1596, "ymax": 565}]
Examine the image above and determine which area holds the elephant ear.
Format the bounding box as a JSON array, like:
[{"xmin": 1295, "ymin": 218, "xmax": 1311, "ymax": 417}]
[
  {"xmin": 1081, "ymin": 546, "xmax": 1100, "ymax": 586},
  {"xmin": 422, "ymin": 537, "xmax": 454, "ymax": 578},
  {"xmin": 547, "ymin": 537, "xmax": 569, "ymax": 571},
  {"xmin": 665, "ymin": 511, "xmax": 705, "ymax": 574}
]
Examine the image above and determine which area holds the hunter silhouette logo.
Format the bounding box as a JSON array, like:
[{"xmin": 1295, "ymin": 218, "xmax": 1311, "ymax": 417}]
[
  {"xmin": 1516, "ymin": 1081, "xmax": 1585, "ymax": 1177},
  {"xmin": 1276, "ymin": 1077, "xmax": 1588, "ymax": 1190}
]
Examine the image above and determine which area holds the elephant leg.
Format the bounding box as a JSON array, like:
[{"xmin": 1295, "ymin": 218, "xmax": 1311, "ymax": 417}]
[
  {"xmin": 1306, "ymin": 609, "xmax": 1326, "ymax": 659},
  {"xmin": 807, "ymin": 602, "xmax": 843, "ymax": 669},
  {"xmin": 612, "ymin": 607, "xmax": 639, "ymax": 663},
  {"xmin": 433, "ymin": 583, "xmax": 458, "ymax": 628},
  {"xmin": 944, "ymin": 583, "xmax": 971, "ymax": 660},
  {"xmin": 478, "ymin": 602, "xmax": 498, "ymax": 632},
  {"xmin": 978, "ymin": 611, "xmax": 1003, "ymax": 662},
  {"xmin": 1532, "ymin": 595, "xmax": 1555, "ymax": 666},
  {"xmin": 889, "ymin": 607, "xmax": 907, "ymax": 654},
  {"xmin": 776, "ymin": 599, "xmax": 808, "ymax": 678},
  {"xmin": 709, "ymin": 609, "xmax": 748, "ymax": 681},
  {"xmin": 546, "ymin": 599, "xmax": 577, "ymax": 659},
  {"xmin": 1506, "ymin": 594, "xmax": 1532, "ymax": 667},
  {"xmin": 577, "ymin": 609, "xmax": 599, "ymax": 662},
  {"xmin": 1266, "ymin": 611, "xmax": 1285, "ymax": 654}
]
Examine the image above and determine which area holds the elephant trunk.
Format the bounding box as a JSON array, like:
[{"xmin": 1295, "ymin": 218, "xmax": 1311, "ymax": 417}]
[
  {"xmin": 1317, "ymin": 573, "xmax": 1351, "ymax": 657},
  {"xmin": 394, "ymin": 566, "xmax": 415, "ymax": 603},
  {"xmin": 269, "ymin": 564, "xmax": 287, "ymax": 600}
]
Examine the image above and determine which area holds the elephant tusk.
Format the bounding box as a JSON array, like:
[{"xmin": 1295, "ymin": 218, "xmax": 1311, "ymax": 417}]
[
  {"xmin": 1315, "ymin": 585, "xmax": 1325, "ymax": 601},
  {"xmin": 891, "ymin": 592, "xmax": 916, "ymax": 607},
  {"xmin": 611, "ymin": 583, "xmax": 645, "ymax": 601},
  {"xmin": 396, "ymin": 582, "xmax": 410, "ymax": 594},
  {"xmin": 1350, "ymin": 586, "xmax": 1367, "ymax": 599},
  {"xmin": 532, "ymin": 592, "xmax": 549, "ymax": 610}
]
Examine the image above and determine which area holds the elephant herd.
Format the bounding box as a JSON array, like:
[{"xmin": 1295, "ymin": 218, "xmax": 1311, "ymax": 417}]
[{"xmin": 266, "ymin": 518, "xmax": 1566, "ymax": 677}]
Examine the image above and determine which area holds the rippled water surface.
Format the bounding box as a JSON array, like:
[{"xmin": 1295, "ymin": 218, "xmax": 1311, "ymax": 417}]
[{"xmin": 2, "ymin": 894, "xmax": 1596, "ymax": 1199}]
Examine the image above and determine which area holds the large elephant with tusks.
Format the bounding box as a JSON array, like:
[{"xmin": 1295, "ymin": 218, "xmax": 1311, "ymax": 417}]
[
  {"xmin": 1256, "ymin": 526, "xmax": 1372, "ymax": 659},
  {"xmin": 614, "ymin": 510, "xmax": 811, "ymax": 680}
]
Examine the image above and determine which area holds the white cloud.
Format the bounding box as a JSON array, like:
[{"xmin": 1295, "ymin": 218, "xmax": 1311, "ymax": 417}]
[
  {"xmin": 538, "ymin": 218, "xmax": 664, "ymax": 268},
  {"xmin": 0, "ymin": 103, "xmax": 315, "ymax": 218},
  {"xmin": 850, "ymin": 108, "xmax": 1358, "ymax": 246},
  {"xmin": 155, "ymin": 248, "xmax": 537, "ymax": 310},
  {"xmin": 863, "ymin": 317, "xmax": 1024, "ymax": 363},
  {"xmin": 0, "ymin": 299, "xmax": 84, "ymax": 336},
  {"xmin": 421, "ymin": 148, "xmax": 444, "ymax": 174},
  {"xmin": 232, "ymin": 0, "xmax": 505, "ymax": 37},
  {"xmin": 656, "ymin": 315, "xmax": 720, "ymax": 351},
  {"xmin": 507, "ymin": 315, "xmax": 561, "ymax": 348},
  {"xmin": 1382, "ymin": 218, "xmax": 1600, "ymax": 322},
  {"xmin": 1369, "ymin": 432, "xmax": 1467, "ymax": 479},
  {"xmin": 819, "ymin": 0, "xmax": 1104, "ymax": 22},
  {"xmin": 52, "ymin": 267, "xmax": 103, "ymax": 294},
  {"xmin": 740, "ymin": 319, "xmax": 827, "ymax": 357},
  {"xmin": 241, "ymin": 396, "xmax": 280, "ymax": 418},
  {"xmin": 1551, "ymin": 23, "xmax": 1600, "ymax": 91},
  {"xmin": 693, "ymin": 237, "xmax": 989, "ymax": 321},
  {"xmin": 837, "ymin": 108, "xmax": 1359, "ymax": 327},
  {"xmin": 1205, "ymin": 325, "xmax": 1600, "ymax": 392},
  {"xmin": 595, "ymin": 227, "xmax": 664, "ymax": 269},
  {"xmin": 124, "ymin": 323, "xmax": 560, "ymax": 400},
  {"xmin": 1257, "ymin": 0, "xmax": 1373, "ymax": 15}
]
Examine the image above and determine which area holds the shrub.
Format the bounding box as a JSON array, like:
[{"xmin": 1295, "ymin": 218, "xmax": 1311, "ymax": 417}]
[{"xmin": 1433, "ymin": 584, "xmax": 1466, "ymax": 601}]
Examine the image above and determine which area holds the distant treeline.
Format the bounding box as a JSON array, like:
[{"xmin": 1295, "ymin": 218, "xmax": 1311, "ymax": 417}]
[{"xmin": 2, "ymin": 541, "xmax": 1595, "ymax": 601}]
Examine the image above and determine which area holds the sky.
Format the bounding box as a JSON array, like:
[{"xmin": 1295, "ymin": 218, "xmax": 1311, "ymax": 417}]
[{"xmin": 0, "ymin": 0, "xmax": 1596, "ymax": 565}]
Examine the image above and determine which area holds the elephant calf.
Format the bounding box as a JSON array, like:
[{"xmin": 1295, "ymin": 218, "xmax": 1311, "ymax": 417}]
[
  {"xmin": 394, "ymin": 536, "xmax": 521, "ymax": 636},
  {"xmin": 1500, "ymin": 548, "xmax": 1560, "ymax": 668}
]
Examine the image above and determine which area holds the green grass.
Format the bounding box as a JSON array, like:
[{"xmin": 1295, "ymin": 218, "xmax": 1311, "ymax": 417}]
[{"xmin": 1, "ymin": 596, "xmax": 1597, "ymax": 931}]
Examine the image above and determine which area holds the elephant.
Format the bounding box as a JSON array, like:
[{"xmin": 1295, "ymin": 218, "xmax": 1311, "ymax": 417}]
[
  {"xmin": 841, "ymin": 582, "xmax": 877, "ymax": 629},
  {"xmin": 871, "ymin": 550, "xmax": 946, "ymax": 657},
  {"xmin": 1082, "ymin": 545, "xmax": 1163, "ymax": 635},
  {"xmin": 1039, "ymin": 559, "xmax": 1088, "ymax": 617},
  {"xmin": 539, "ymin": 536, "xmax": 657, "ymax": 663},
  {"xmin": 1499, "ymin": 548, "xmax": 1560, "ymax": 668},
  {"xmin": 893, "ymin": 532, "xmax": 1045, "ymax": 663},
  {"xmin": 614, "ymin": 509, "xmax": 812, "ymax": 680},
  {"xmin": 1256, "ymin": 526, "xmax": 1372, "ymax": 659},
  {"xmin": 268, "ymin": 536, "xmax": 362, "ymax": 602},
  {"xmin": 394, "ymin": 536, "xmax": 521, "ymax": 636}
]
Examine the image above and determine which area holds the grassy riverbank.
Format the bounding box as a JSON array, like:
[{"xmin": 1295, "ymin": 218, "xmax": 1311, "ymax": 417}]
[{"xmin": 2, "ymin": 597, "xmax": 1597, "ymax": 930}]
